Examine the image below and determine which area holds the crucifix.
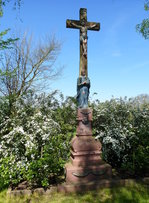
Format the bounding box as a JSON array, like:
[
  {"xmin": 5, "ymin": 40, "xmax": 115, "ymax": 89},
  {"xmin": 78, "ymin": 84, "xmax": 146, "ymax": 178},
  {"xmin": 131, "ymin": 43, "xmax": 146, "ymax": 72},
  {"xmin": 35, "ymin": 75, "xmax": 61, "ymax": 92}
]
[
  {"xmin": 63, "ymin": 8, "xmax": 112, "ymax": 192},
  {"xmin": 66, "ymin": 8, "xmax": 100, "ymax": 77},
  {"xmin": 63, "ymin": 10, "xmax": 112, "ymax": 190}
]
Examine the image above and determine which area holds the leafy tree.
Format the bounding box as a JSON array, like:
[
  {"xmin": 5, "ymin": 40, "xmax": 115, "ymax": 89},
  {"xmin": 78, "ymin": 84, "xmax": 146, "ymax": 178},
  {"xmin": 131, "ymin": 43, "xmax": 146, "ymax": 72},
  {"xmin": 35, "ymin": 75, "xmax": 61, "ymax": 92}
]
[{"xmin": 136, "ymin": 1, "xmax": 149, "ymax": 39}]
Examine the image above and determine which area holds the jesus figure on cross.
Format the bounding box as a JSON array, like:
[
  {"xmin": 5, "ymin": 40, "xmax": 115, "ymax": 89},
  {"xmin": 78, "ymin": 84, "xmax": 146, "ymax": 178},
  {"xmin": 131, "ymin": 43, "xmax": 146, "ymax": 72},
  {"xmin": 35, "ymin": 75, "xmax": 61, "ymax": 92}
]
[
  {"xmin": 66, "ymin": 8, "xmax": 100, "ymax": 77},
  {"xmin": 70, "ymin": 21, "xmax": 97, "ymax": 58}
]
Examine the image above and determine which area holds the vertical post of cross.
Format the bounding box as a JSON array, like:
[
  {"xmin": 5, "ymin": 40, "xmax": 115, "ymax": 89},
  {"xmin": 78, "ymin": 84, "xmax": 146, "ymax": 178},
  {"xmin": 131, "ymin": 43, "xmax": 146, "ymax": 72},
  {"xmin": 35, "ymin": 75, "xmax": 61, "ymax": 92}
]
[{"xmin": 79, "ymin": 8, "xmax": 87, "ymax": 77}]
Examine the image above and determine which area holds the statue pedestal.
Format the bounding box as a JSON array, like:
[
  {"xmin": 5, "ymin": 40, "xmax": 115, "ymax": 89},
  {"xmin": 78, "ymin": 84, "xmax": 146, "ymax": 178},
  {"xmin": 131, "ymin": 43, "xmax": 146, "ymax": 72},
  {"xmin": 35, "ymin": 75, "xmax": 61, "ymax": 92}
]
[{"xmin": 58, "ymin": 108, "xmax": 112, "ymax": 192}]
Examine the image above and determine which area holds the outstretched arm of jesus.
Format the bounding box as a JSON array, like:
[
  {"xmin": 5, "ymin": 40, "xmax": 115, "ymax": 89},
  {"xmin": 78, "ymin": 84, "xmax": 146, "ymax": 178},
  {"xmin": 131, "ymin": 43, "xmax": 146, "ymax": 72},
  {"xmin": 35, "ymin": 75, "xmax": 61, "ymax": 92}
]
[
  {"xmin": 88, "ymin": 23, "xmax": 97, "ymax": 29},
  {"xmin": 70, "ymin": 21, "xmax": 81, "ymax": 29}
]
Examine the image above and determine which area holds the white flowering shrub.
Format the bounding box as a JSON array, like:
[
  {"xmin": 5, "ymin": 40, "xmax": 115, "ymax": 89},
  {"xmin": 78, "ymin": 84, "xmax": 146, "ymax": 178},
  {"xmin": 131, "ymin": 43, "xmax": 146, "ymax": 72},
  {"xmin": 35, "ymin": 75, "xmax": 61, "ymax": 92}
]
[
  {"xmin": 0, "ymin": 91, "xmax": 75, "ymax": 189},
  {"xmin": 1, "ymin": 90, "xmax": 148, "ymax": 189},
  {"xmin": 92, "ymin": 97, "xmax": 149, "ymax": 175}
]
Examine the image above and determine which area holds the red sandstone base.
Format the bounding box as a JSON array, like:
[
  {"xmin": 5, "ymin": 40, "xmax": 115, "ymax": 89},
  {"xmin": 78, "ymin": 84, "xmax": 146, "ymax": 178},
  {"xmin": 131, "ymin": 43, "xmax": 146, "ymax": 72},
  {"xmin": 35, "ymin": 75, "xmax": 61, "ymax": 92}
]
[{"xmin": 62, "ymin": 108, "xmax": 112, "ymax": 192}]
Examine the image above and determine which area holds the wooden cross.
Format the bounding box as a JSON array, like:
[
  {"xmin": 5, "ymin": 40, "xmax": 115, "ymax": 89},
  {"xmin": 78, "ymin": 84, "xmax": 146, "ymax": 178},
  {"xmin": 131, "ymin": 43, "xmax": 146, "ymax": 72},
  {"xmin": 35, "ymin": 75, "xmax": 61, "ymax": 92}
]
[{"xmin": 66, "ymin": 8, "xmax": 100, "ymax": 77}]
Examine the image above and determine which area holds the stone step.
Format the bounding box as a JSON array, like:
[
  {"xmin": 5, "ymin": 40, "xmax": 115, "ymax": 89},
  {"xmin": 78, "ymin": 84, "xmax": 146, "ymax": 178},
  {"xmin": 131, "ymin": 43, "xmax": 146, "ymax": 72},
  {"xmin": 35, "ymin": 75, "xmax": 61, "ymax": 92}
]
[
  {"xmin": 65, "ymin": 163, "xmax": 112, "ymax": 184},
  {"xmin": 70, "ymin": 156, "xmax": 104, "ymax": 167}
]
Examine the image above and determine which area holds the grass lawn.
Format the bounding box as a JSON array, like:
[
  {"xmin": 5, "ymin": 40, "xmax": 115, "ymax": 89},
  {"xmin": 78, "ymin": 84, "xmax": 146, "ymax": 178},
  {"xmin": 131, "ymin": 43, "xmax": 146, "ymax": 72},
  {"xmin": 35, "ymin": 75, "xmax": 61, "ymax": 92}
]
[{"xmin": 0, "ymin": 182, "xmax": 148, "ymax": 203}]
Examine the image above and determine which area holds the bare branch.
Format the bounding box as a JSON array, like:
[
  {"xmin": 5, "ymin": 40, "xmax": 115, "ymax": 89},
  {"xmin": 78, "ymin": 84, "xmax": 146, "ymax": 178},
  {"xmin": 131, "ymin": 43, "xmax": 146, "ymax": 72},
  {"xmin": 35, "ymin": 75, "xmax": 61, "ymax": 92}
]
[{"xmin": 0, "ymin": 32, "xmax": 62, "ymax": 98}]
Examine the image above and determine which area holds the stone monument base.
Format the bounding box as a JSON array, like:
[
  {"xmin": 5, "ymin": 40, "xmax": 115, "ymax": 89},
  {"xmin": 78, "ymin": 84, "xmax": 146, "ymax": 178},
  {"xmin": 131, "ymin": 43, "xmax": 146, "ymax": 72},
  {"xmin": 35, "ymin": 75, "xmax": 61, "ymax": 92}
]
[
  {"xmin": 60, "ymin": 108, "xmax": 112, "ymax": 192},
  {"xmin": 65, "ymin": 162, "xmax": 111, "ymax": 184}
]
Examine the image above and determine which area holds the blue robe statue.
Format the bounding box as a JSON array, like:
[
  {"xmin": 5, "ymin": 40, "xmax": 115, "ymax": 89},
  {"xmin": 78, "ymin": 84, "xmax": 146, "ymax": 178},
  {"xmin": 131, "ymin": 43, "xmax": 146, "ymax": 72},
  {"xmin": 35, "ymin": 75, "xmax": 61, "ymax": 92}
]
[{"xmin": 77, "ymin": 76, "xmax": 90, "ymax": 108}]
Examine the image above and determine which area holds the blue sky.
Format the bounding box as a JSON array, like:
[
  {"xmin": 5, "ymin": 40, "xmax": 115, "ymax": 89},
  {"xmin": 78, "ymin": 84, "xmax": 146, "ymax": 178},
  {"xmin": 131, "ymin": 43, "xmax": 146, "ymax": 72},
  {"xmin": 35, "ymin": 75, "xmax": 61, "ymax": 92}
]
[{"xmin": 1, "ymin": 0, "xmax": 149, "ymax": 101}]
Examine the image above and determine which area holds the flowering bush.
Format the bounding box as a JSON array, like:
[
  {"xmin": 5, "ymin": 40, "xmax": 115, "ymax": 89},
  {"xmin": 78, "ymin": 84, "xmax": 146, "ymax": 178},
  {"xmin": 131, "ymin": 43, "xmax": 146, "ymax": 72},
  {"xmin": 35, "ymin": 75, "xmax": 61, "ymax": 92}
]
[
  {"xmin": 0, "ymin": 91, "xmax": 148, "ymax": 190},
  {"xmin": 0, "ymin": 91, "xmax": 75, "ymax": 189},
  {"xmin": 92, "ymin": 97, "xmax": 149, "ymax": 175}
]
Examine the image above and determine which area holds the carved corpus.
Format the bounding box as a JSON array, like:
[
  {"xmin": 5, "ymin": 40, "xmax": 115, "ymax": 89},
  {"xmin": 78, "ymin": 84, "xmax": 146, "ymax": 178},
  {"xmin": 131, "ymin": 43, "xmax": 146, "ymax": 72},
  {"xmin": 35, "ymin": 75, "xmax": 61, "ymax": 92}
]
[{"xmin": 66, "ymin": 8, "xmax": 100, "ymax": 77}]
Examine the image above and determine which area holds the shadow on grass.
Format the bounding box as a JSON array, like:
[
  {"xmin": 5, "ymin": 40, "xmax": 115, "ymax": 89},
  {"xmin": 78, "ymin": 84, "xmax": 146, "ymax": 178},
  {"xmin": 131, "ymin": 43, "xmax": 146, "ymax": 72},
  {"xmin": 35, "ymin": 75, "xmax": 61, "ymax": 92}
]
[
  {"xmin": 65, "ymin": 183, "xmax": 149, "ymax": 203},
  {"xmin": 0, "ymin": 183, "xmax": 149, "ymax": 203},
  {"xmin": 101, "ymin": 184, "xmax": 149, "ymax": 203}
]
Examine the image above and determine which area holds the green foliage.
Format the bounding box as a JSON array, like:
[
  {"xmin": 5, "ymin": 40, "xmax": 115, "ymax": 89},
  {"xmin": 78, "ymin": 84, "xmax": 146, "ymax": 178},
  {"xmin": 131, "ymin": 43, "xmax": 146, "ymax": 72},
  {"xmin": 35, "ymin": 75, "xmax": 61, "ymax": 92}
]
[
  {"xmin": 26, "ymin": 142, "xmax": 65, "ymax": 187},
  {"xmin": 0, "ymin": 156, "xmax": 26, "ymax": 190},
  {"xmin": 0, "ymin": 0, "xmax": 5, "ymax": 16},
  {"xmin": 0, "ymin": 29, "xmax": 18, "ymax": 50},
  {"xmin": 136, "ymin": 1, "xmax": 149, "ymax": 39},
  {"xmin": 0, "ymin": 1, "xmax": 21, "ymax": 50},
  {"xmin": 136, "ymin": 19, "xmax": 149, "ymax": 39},
  {"xmin": 0, "ymin": 0, "xmax": 21, "ymax": 17}
]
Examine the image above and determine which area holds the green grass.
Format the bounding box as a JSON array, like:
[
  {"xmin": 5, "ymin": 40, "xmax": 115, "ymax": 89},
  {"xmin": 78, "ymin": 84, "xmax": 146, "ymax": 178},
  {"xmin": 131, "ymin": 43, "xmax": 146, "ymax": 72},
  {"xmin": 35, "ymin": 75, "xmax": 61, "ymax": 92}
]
[{"xmin": 0, "ymin": 182, "xmax": 148, "ymax": 203}]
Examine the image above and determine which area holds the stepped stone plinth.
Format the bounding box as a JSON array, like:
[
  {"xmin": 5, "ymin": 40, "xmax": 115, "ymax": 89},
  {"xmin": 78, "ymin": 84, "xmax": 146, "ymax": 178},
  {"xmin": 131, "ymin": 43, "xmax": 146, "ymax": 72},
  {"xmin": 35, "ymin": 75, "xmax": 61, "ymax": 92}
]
[{"xmin": 58, "ymin": 108, "xmax": 112, "ymax": 192}]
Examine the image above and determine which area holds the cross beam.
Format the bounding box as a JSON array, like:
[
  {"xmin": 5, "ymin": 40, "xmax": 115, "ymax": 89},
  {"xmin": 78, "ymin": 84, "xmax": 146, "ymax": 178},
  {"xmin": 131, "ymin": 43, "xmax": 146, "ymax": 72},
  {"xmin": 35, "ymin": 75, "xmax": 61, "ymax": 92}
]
[{"xmin": 66, "ymin": 8, "xmax": 100, "ymax": 76}]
